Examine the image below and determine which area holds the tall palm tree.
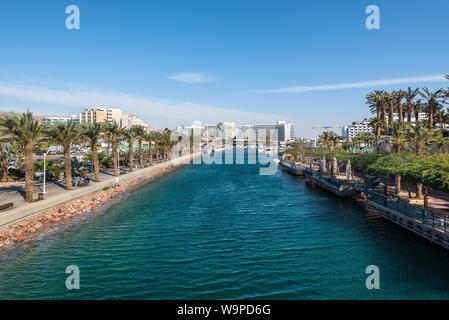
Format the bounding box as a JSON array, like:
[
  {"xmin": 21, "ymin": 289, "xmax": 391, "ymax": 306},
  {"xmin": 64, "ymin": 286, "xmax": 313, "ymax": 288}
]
[
  {"xmin": 162, "ymin": 128, "xmax": 172, "ymax": 161},
  {"xmin": 390, "ymin": 122, "xmax": 406, "ymax": 154},
  {"xmin": 145, "ymin": 131, "xmax": 155, "ymax": 166},
  {"xmin": 420, "ymin": 87, "xmax": 443, "ymax": 128},
  {"xmin": 385, "ymin": 92, "xmax": 395, "ymax": 132},
  {"xmin": 166, "ymin": 135, "xmax": 180, "ymax": 160},
  {"xmin": 0, "ymin": 111, "xmax": 47, "ymax": 202},
  {"xmin": 404, "ymin": 87, "xmax": 419, "ymax": 123},
  {"xmin": 82, "ymin": 122, "xmax": 103, "ymax": 182},
  {"xmin": 132, "ymin": 125, "xmax": 145, "ymax": 168},
  {"xmin": 394, "ymin": 89, "xmax": 406, "ymax": 123},
  {"xmin": 154, "ymin": 132, "xmax": 163, "ymax": 164},
  {"xmin": 366, "ymin": 90, "xmax": 385, "ymax": 119},
  {"xmin": 103, "ymin": 121, "xmax": 123, "ymax": 176},
  {"xmin": 411, "ymin": 99, "xmax": 424, "ymax": 123},
  {"xmin": 48, "ymin": 121, "xmax": 80, "ymax": 190},
  {"xmin": 405, "ymin": 121, "xmax": 432, "ymax": 155},
  {"xmin": 368, "ymin": 117, "xmax": 385, "ymax": 151},
  {"xmin": 122, "ymin": 128, "xmax": 137, "ymax": 172}
]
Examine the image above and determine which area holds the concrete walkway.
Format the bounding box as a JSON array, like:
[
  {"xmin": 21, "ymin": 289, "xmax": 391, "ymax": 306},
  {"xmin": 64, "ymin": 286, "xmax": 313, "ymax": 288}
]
[{"xmin": 0, "ymin": 154, "xmax": 196, "ymax": 231}]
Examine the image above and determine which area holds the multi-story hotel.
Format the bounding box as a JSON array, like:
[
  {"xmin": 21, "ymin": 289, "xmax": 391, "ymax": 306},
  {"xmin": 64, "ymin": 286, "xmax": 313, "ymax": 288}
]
[
  {"xmin": 237, "ymin": 120, "xmax": 295, "ymax": 145},
  {"xmin": 41, "ymin": 115, "xmax": 80, "ymax": 125},
  {"xmin": 341, "ymin": 120, "xmax": 373, "ymax": 141},
  {"xmin": 80, "ymin": 107, "xmax": 148, "ymax": 129}
]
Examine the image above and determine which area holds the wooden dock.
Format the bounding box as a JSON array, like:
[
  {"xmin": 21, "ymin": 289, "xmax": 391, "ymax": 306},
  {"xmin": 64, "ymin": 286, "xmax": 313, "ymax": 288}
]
[
  {"xmin": 280, "ymin": 161, "xmax": 304, "ymax": 176},
  {"xmin": 303, "ymin": 168, "xmax": 359, "ymax": 197}
]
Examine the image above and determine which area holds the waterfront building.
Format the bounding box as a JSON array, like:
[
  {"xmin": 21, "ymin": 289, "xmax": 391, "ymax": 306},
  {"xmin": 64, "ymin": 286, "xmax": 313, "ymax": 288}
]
[
  {"xmin": 392, "ymin": 112, "xmax": 427, "ymax": 123},
  {"xmin": 41, "ymin": 115, "xmax": 80, "ymax": 125},
  {"xmin": 342, "ymin": 120, "xmax": 373, "ymax": 141},
  {"xmin": 80, "ymin": 108, "xmax": 108, "ymax": 124},
  {"xmin": 121, "ymin": 112, "xmax": 148, "ymax": 129},
  {"xmin": 237, "ymin": 120, "xmax": 295, "ymax": 145},
  {"xmin": 80, "ymin": 107, "xmax": 148, "ymax": 128},
  {"xmin": 203, "ymin": 122, "xmax": 235, "ymax": 141}
]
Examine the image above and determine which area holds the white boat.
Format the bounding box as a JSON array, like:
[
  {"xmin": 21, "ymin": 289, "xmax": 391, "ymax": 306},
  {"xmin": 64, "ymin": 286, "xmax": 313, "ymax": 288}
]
[{"xmin": 265, "ymin": 148, "xmax": 273, "ymax": 155}]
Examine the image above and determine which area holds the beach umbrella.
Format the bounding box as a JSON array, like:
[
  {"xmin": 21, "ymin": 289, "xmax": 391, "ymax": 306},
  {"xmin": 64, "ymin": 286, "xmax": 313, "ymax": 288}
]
[
  {"xmin": 346, "ymin": 160, "xmax": 352, "ymax": 180},
  {"xmin": 332, "ymin": 157, "xmax": 337, "ymax": 176}
]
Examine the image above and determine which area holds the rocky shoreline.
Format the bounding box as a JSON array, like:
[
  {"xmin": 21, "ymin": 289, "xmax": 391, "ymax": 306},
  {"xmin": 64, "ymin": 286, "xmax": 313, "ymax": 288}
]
[{"xmin": 0, "ymin": 162, "xmax": 185, "ymax": 255}]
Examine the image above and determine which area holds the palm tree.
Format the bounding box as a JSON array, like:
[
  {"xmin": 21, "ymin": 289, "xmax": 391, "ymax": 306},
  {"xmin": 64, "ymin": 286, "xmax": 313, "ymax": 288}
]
[
  {"xmin": 368, "ymin": 117, "xmax": 385, "ymax": 151},
  {"xmin": 162, "ymin": 128, "xmax": 172, "ymax": 161},
  {"xmin": 404, "ymin": 87, "xmax": 419, "ymax": 123},
  {"xmin": 385, "ymin": 92, "xmax": 395, "ymax": 132},
  {"xmin": 394, "ymin": 89, "xmax": 406, "ymax": 123},
  {"xmin": 47, "ymin": 121, "xmax": 80, "ymax": 190},
  {"xmin": 122, "ymin": 128, "xmax": 137, "ymax": 172},
  {"xmin": 103, "ymin": 121, "xmax": 123, "ymax": 176},
  {"xmin": 82, "ymin": 122, "xmax": 103, "ymax": 182},
  {"xmin": 390, "ymin": 122, "xmax": 406, "ymax": 154},
  {"xmin": 0, "ymin": 111, "xmax": 47, "ymax": 201},
  {"xmin": 317, "ymin": 131, "xmax": 338, "ymax": 149},
  {"xmin": 153, "ymin": 131, "xmax": 163, "ymax": 164},
  {"xmin": 145, "ymin": 131, "xmax": 155, "ymax": 166},
  {"xmin": 354, "ymin": 132, "xmax": 373, "ymax": 148},
  {"xmin": 420, "ymin": 87, "xmax": 443, "ymax": 128},
  {"xmin": 431, "ymin": 130, "xmax": 449, "ymax": 155},
  {"xmin": 366, "ymin": 90, "xmax": 385, "ymax": 119},
  {"xmin": 167, "ymin": 135, "xmax": 181, "ymax": 160},
  {"xmin": 132, "ymin": 125, "xmax": 145, "ymax": 168},
  {"xmin": 405, "ymin": 121, "xmax": 432, "ymax": 155},
  {"xmin": 412, "ymin": 99, "xmax": 424, "ymax": 123}
]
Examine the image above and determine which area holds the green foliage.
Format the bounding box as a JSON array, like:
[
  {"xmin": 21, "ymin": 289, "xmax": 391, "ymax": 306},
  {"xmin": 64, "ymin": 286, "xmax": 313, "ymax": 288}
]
[
  {"xmin": 317, "ymin": 131, "xmax": 340, "ymax": 149},
  {"xmin": 0, "ymin": 142, "xmax": 22, "ymax": 181},
  {"xmin": 366, "ymin": 153, "xmax": 449, "ymax": 192},
  {"xmin": 85, "ymin": 151, "xmax": 112, "ymax": 168},
  {"xmin": 34, "ymin": 160, "xmax": 62, "ymax": 181},
  {"xmin": 367, "ymin": 154, "xmax": 406, "ymax": 176}
]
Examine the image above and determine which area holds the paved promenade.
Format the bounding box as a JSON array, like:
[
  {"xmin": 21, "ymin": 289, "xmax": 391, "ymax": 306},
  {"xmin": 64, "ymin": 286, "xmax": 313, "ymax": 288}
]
[{"xmin": 0, "ymin": 154, "xmax": 196, "ymax": 231}]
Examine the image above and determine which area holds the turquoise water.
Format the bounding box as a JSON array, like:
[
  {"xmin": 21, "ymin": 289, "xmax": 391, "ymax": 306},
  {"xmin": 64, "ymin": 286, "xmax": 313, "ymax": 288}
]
[{"xmin": 1, "ymin": 152, "xmax": 449, "ymax": 299}]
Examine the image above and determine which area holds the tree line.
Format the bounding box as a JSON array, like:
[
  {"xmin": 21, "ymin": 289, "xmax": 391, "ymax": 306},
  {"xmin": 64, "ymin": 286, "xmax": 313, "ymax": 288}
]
[
  {"xmin": 0, "ymin": 111, "xmax": 183, "ymax": 202},
  {"xmin": 287, "ymin": 75, "xmax": 449, "ymax": 201}
]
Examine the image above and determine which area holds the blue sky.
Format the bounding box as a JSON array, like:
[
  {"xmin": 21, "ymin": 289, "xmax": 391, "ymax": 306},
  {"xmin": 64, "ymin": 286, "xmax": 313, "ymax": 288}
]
[{"xmin": 0, "ymin": 0, "xmax": 448, "ymax": 138}]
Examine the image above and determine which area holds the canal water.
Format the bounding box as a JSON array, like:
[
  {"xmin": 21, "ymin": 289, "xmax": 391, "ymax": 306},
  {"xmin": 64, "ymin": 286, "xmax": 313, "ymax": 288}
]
[{"xmin": 1, "ymin": 151, "xmax": 449, "ymax": 299}]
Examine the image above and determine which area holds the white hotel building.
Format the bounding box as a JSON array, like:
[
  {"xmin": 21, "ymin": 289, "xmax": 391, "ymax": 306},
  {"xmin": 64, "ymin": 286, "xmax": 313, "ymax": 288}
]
[{"xmin": 341, "ymin": 120, "xmax": 373, "ymax": 141}]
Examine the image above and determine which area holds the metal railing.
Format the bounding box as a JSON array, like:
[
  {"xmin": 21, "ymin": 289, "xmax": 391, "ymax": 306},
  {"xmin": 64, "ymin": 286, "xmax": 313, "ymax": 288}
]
[
  {"xmin": 304, "ymin": 167, "xmax": 355, "ymax": 190},
  {"xmin": 367, "ymin": 191, "xmax": 448, "ymax": 234}
]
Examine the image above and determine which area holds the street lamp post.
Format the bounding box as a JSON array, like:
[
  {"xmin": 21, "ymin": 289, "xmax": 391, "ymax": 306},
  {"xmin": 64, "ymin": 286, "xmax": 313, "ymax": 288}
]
[
  {"xmin": 43, "ymin": 151, "xmax": 47, "ymax": 194},
  {"xmin": 117, "ymin": 146, "xmax": 120, "ymax": 175},
  {"xmin": 115, "ymin": 146, "xmax": 120, "ymax": 185}
]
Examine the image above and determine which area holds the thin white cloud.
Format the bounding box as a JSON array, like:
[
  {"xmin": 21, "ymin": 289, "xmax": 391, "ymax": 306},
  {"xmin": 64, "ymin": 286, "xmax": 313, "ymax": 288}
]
[
  {"xmin": 0, "ymin": 83, "xmax": 282, "ymax": 127},
  {"xmin": 166, "ymin": 72, "xmax": 216, "ymax": 84},
  {"xmin": 251, "ymin": 74, "xmax": 447, "ymax": 94}
]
